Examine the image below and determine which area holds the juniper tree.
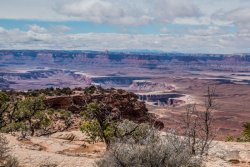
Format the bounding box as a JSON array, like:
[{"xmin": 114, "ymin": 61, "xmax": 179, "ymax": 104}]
[{"xmin": 3, "ymin": 95, "xmax": 51, "ymax": 137}]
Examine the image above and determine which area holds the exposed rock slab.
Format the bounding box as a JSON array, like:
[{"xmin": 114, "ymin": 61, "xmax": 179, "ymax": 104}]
[
  {"xmin": 205, "ymin": 141, "xmax": 250, "ymax": 167},
  {"xmin": 4, "ymin": 132, "xmax": 104, "ymax": 167}
]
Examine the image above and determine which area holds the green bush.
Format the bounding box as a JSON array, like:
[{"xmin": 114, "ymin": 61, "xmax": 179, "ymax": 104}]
[
  {"xmin": 225, "ymin": 136, "xmax": 234, "ymax": 142},
  {"xmin": 237, "ymin": 122, "xmax": 250, "ymax": 142},
  {"xmin": 2, "ymin": 95, "xmax": 52, "ymax": 137},
  {"xmin": 80, "ymin": 102, "xmax": 116, "ymax": 146}
]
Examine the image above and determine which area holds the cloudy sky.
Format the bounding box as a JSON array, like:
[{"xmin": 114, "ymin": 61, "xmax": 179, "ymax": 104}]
[{"xmin": 0, "ymin": 0, "xmax": 249, "ymax": 53}]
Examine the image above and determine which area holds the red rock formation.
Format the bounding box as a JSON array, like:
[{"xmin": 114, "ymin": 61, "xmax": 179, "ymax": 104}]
[
  {"xmin": 44, "ymin": 87, "xmax": 164, "ymax": 129},
  {"xmin": 45, "ymin": 96, "xmax": 73, "ymax": 110}
]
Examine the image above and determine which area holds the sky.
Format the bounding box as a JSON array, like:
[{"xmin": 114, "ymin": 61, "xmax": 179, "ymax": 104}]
[{"xmin": 0, "ymin": 0, "xmax": 250, "ymax": 53}]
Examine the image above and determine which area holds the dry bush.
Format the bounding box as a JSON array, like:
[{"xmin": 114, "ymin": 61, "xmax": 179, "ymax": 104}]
[
  {"xmin": 96, "ymin": 87, "xmax": 216, "ymax": 167},
  {"xmin": 182, "ymin": 87, "xmax": 216, "ymax": 156},
  {"xmin": 96, "ymin": 120, "xmax": 201, "ymax": 167}
]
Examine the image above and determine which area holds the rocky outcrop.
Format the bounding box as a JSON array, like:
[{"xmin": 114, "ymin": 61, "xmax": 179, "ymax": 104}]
[
  {"xmin": 44, "ymin": 86, "xmax": 163, "ymax": 129},
  {"xmin": 129, "ymin": 80, "xmax": 175, "ymax": 92},
  {"xmin": 167, "ymin": 98, "xmax": 185, "ymax": 106},
  {"xmin": 45, "ymin": 95, "xmax": 85, "ymax": 113},
  {"xmin": 45, "ymin": 96, "xmax": 73, "ymax": 110},
  {"xmin": 137, "ymin": 92, "xmax": 186, "ymax": 107}
]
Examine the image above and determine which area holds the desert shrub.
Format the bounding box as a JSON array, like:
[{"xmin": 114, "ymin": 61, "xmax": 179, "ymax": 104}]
[
  {"xmin": 0, "ymin": 92, "xmax": 10, "ymax": 128},
  {"xmin": 84, "ymin": 86, "xmax": 99, "ymax": 94},
  {"xmin": 45, "ymin": 109, "xmax": 73, "ymax": 133},
  {"xmin": 0, "ymin": 134, "xmax": 19, "ymax": 167},
  {"xmin": 55, "ymin": 88, "xmax": 62, "ymax": 96},
  {"xmin": 26, "ymin": 87, "xmax": 73, "ymax": 97},
  {"xmin": 81, "ymin": 102, "xmax": 112, "ymax": 146},
  {"xmin": 111, "ymin": 119, "xmax": 153, "ymax": 144},
  {"xmin": 237, "ymin": 122, "xmax": 250, "ymax": 142},
  {"xmin": 0, "ymin": 134, "xmax": 9, "ymax": 162},
  {"xmin": 225, "ymin": 136, "xmax": 234, "ymax": 142},
  {"xmin": 242, "ymin": 122, "xmax": 250, "ymax": 141},
  {"xmin": 80, "ymin": 102, "xmax": 118, "ymax": 147},
  {"xmin": 80, "ymin": 86, "xmax": 149, "ymax": 148},
  {"xmin": 80, "ymin": 103, "xmax": 143, "ymax": 147},
  {"xmin": 2, "ymin": 95, "xmax": 52, "ymax": 137},
  {"xmin": 182, "ymin": 87, "xmax": 216, "ymax": 156},
  {"xmin": 96, "ymin": 120, "xmax": 201, "ymax": 167},
  {"xmin": 60, "ymin": 87, "xmax": 72, "ymax": 96},
  {"xmin": 46, "ymin": 109, "xmax": 71, "ymax": 128},
  {"xmin": 0, "ymin": 93, "xmax": 73, "ymax": 137}
]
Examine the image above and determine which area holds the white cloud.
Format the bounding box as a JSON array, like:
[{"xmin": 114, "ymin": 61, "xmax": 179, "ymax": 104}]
[
  {"xmin": 0, "ymin": 0, "xmax": 65, "ymax": 21},
  {"xmin": 0, "ymin": 0, "xmax": 250, "ymax": 53},
  {"xmin": 173, "ymin": 17, "xmax": 233, "ymax": 26},
  {"xmin": 56, "ymin": 0, "xmax": 125, "ymax": 23},
  {"xmin": 226, "ymin": 7, "xmax": 250, "ymax": 23},
  {"xmin": 55, "ymin": 0, "xmax": 202, "ymax": 25},
  {"xmin": 0, "ymin": 0, "xmax": 249, "ymax": 28},
  {"xmin": 186, "ymin": 26, "xmax": 225, "ymax": 36},
  {"xmin": 0, "ymin": 25, "xmax": 250, "ymax": 53},
  {"xmin": 26, "ymin": 25, "xmax": 51, "ymax": 41},
  {"xmin": 213, "ymin": 7, "xmax": 250, "ymax": 34},
  {"xmin": 29, "ymin": 25, "xmax": 48, "ymax": 33},
  {"xmin": 0, "ymin": 0, "xmax": 202, "ymax": 25}
]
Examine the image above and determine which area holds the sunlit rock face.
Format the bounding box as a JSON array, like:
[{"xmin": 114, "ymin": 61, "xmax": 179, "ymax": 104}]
[{"xmin": 129, "ymin": 80, "xmax": 175, "ymax": 92}]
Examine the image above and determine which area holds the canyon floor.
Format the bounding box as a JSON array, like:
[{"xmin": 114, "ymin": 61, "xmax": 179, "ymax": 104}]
[
  {"xmin": 4, "ymin": 131, "xmax": 250, "ymax": 167},
  {"xmin": 146, "ymin": 73, "xmax": 250, "ymax": 140}
]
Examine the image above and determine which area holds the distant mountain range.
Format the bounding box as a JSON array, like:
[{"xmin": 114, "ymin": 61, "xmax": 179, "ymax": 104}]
[{"xmin": 1, "ymin": 50, "xmax": 250, "ymax": 65}]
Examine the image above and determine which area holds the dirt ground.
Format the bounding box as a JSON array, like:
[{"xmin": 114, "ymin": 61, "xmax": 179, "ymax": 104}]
[{"xmin": 3, "ymin": 131, "xmax": 250, "ymax": 167}]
